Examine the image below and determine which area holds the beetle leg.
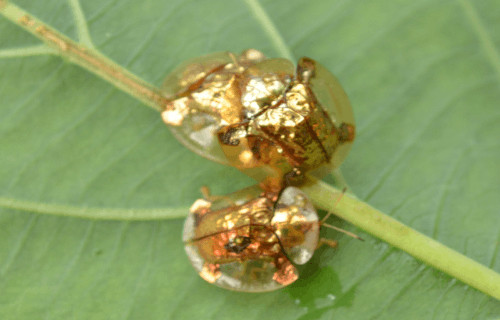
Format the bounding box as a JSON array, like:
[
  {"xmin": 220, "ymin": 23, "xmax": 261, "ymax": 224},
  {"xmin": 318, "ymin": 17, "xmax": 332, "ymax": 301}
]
[
  {"xmin": 296, "ymin": 57, "xmax": 316, "ymax": 83},
  {"xmin": 321, "ymin": 223, "xmax": 364, "ymax": 241},
  {"xmin": 272, "ymin": 256, "xmax": 299, "ymax": 286},
  {"xmin": 200, "ymin": 186, "xmax": 237, "ymax": 206},
  {"xmin": 248, "ymin": 263, "xmax": 268, "ymax": 281},
  {"xmin": 319, "ymin": 187, "xmax": 364, "ymax": 241},
  {"xmin": 316, "ymin": 238, "xmax": 338, "ymax": 250},
  {"xmin": 200, "ymin": 186, "xmax": 211, "ymax": 200},
  {"xmin": 320, "ymin": 187, "xmax": 347, "ymax": 224},
  {"xmin": 338, "ymin": 122, "xmax": 355, "ymax": 143}
]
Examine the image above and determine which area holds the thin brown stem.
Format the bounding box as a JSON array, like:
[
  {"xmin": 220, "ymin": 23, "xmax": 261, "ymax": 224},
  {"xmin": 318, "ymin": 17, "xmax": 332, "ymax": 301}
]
[{"xmin": 0, "ymin": 1, "xmax": 168, "ymax": 112}]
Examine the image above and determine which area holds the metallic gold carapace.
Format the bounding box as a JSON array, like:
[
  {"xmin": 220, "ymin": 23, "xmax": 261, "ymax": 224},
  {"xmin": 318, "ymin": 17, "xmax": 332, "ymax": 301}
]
[
  {"xmin": 183, "ymin": 186, "xmax": 319, "ymax": 292},
  {"xmin": 162, "ymin": 49, "xmax": 355, "ymax": 192}
]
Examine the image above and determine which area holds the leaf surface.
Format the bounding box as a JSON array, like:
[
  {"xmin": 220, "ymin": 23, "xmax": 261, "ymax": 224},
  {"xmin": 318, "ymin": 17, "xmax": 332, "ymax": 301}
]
[{"xmin": 1, "ymin": 0, "xmax": 499, "ymax": 319}]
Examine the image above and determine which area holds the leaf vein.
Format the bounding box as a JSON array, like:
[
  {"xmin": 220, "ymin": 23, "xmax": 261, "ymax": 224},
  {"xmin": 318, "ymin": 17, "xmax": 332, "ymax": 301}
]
[
  {"xmin": 0, "ymin": 214, "xmax": 38, "ymax": 276},
  {"xmin": 243, "ymin": 0, "xmax": 294, "ymax": 61},
  {"xmin": 458, "ymin": 0, "xmax": 500, "ymax": 82},
  {"xmin": 122, "ymin": 151, "xmax": 183, "ymax": 199},
  {"xmin": 0, "ymin": 196, "xmax": 188, "ymax": 220},
  {"xmin": 357, "ymin": 49, "xmax": 466, "ymax": 135},
  {"xmin": 0, "ymin": 65, "xmax": 63, "ymax": 131},
  {"xmin": 341, "ymin": 247, "xmax": 394, "ymax": 296},
  {"xmin": 0, "ymin": 45, "xmax": 56, "ymax": 59},
  {"xmin": 488, "ymin": 231, "xmax": 500, "ymax": 269},
  {"xmin": 471, "ymin": 294, "xmax": 492, "ymax": 319},
  {"xmin": 288, "ymin": 0, "xmax": 350, "ymax": 48},
  {"xmin": 4, "ymin": 87, "xmax": 116, "ymax": 192},
  {"xmin": 122, "ymin": 224, "xmax": 157, "ymax": 320},
  {"xmin": 86, "ymin": 0, "xmax": 119, "ymax": 23},
  {"xmin": 77, "ymin": 121, "xmax": 162, "ymax": 197},
  {"xmin": 81, "ymin": 222, "xmax": 130, "ymax": 298},
  {"xmin": 336, "ymin": 0, "xmax": 434, "ymax": 74},
  {"xmin": 430, "ymin": 279, "xmax": 458, "ymax": 320},
  {"xmin": 124, "ymin": 1, "xmax": 182, "ymax": 68},
  {"xmin": 165, "ymin": 277, "xmax": 200, "ymax": 319},
  {"xmin": 369, "ymin": 265, "xmax": 427, "ymax": 320},
  {"xmin": 363, "ymin": 77, "xmax": 495, "ymax": 202},
  {"xmin": 68, "ymin": 0, "xmax": 95, "ymax": 49},
  {"xmin": 42, "ymin": 221, "xmax": 95, "ymax": 320},
  {"xmin": 432, "ymin": 149, "xmax": 468, "ymax": 238}
]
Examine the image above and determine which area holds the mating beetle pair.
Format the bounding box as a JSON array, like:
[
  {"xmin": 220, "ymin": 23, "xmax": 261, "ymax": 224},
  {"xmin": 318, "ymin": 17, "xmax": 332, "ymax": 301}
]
[{"xmin": 162, "ymin": 49, "xmax": 355, "ymax": 291}]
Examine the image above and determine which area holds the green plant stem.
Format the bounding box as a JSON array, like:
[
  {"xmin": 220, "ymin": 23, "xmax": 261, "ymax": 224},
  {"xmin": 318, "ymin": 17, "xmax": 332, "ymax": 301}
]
[
  {"xmin": 1, "ymin": 1, "xmax": 500, "ymax": 300},
  {"xmin": 303, "ymin": 178, "xmax": 500, "ymax": 300}
]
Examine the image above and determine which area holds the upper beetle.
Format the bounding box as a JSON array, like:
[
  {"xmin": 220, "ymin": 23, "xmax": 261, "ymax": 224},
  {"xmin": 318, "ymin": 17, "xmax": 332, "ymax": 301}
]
[{"xmin": 161, "ymin": 49, "xmax": 355, "ymax": 192}]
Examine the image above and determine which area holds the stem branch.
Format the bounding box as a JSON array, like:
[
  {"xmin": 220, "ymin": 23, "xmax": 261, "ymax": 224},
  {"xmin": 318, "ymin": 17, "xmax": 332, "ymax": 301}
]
[{"xmin": 0, "ymin": 1, "xmax": 167, "ymax": 112}]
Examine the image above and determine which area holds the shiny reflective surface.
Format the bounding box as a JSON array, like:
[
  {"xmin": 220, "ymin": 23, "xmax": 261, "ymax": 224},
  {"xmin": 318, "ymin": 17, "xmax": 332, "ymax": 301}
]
[
  {"xmin": 162, "ymin": 49, "xmax": 355, "ymax": 191},
  {"xmin": 183, "ymin": 186, "xmax": 319, "ymax": 292}
]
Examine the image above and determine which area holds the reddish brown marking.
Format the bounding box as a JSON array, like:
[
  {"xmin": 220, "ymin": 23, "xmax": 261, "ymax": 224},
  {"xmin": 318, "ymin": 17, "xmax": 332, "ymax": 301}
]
[
  {"xmin": 302, "ymin": 85, "xmax": 332, "ymax": 162},
  {"xmin": 305, "ymin": 120, "xmax": 330, "ymax": 162},
  {"xmin": 339, "ymin": 123, "xmax": 355, "ymax": 143},
  {"xmin": 296, "ymin": 57, "xmax": 316, "ymax": 83},
  {"xmin": 176, "ymin": 64, "xmax": 228, "ymax": 98},
  {"xmin": 19, "ymin": 15, "xmax": 35, "ymax": 26},
  {"xmin": 253, "ymin": 130, "xmax": 304, "ymax": 166},
  {"xmin": 272, "ymin": 256, "xmax": 298, "ymax": 285},
  {"xmin": 188, "ymin": 223, "xmax": 271, "ymax": 243},
  {"xmin": 200, "ymin": 263, "xmax": 221, "ymax": 283}
]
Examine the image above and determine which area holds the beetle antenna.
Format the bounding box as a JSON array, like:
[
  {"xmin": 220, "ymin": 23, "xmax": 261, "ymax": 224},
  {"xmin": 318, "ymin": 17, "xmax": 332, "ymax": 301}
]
[
  {"xmin": 320, "ymin": 187, "xmax": 347, "ymax": 224},
  {"xmin": 321, "ymin": 223, "xmax": 364, "ymax": 241},
  {"xmin": 320, "ymin": 187, "xmax": 364, "ymax": 241},
  {"xmin": 200, "ymin": 186, "xmax": 211, "ymax": 200}
]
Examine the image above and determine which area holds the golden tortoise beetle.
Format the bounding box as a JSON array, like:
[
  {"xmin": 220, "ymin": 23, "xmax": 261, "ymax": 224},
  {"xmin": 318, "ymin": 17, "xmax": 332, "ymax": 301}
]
[
  {"xmin": 161, "ymin": 49, "xmax": 355, "ymax": 192},
  {"xmin": 183, "ymin": 185, "xmax": 347, "ymax": 292}
]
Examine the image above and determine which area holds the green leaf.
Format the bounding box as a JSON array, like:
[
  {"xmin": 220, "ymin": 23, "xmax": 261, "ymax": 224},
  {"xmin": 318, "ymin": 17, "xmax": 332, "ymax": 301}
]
[{"xmin": 1, "ymin": 0, "xmax": 499, "ymax": 319}]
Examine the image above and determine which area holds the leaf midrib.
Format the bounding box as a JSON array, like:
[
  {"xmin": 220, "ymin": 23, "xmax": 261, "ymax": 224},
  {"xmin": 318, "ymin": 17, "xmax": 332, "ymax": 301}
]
[{"xmin": 0, "ymin": 196, "xmax": 188, "ymax": 220}]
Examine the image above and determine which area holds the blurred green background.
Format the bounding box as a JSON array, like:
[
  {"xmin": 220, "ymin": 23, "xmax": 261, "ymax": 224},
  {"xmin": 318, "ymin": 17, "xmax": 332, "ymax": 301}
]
[{"xmin": 0, "ymin": 0, "xmax": 499, "ymax": 319}]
